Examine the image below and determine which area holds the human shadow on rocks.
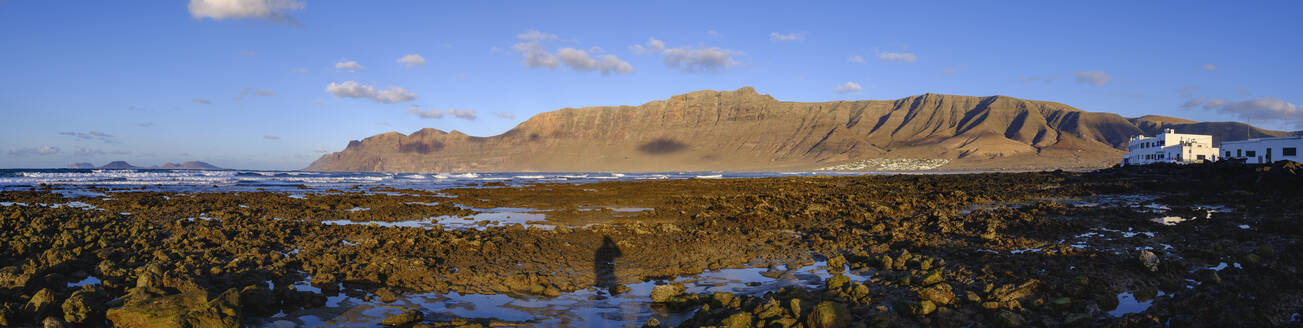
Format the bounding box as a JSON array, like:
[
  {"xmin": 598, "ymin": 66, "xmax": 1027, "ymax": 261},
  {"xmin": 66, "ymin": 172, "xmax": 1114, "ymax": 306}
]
[{"xmin": 594, "ymin": 236, "xmax": 623, "ymax": 297}]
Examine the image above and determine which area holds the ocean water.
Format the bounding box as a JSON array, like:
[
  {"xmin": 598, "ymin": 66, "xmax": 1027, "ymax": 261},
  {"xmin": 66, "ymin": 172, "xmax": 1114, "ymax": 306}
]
[{"xmin": 0, "ymin": 169, "xmax": 879, "ymax": 194}]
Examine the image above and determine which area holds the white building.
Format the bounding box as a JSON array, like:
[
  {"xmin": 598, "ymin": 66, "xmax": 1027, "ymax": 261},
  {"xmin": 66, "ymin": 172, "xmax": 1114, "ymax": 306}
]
[
  {"xmin": 1123, "ymin": 129, "xmax": 1219, "ymax": 166},
  {"xmin": 1219, "ymin": 135, "xmax": 1303, "ymax": 164}
]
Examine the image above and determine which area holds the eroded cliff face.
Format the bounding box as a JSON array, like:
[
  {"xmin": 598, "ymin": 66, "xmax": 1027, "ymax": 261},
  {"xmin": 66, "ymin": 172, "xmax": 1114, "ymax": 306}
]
[{"xmin": 305, "ymin": 87, "xmax": 1287, "ymax": 172}]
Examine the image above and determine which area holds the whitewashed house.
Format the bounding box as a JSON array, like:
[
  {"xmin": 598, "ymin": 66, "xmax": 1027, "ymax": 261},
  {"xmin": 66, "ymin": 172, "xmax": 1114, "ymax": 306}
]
[
  {"xmin": 1219, "ymin": 135, "xmax": 1303, "ymax": 164},
  {"xmin": 1123, "ymin": 129, "xmax": 1219, "ymax": 166}
]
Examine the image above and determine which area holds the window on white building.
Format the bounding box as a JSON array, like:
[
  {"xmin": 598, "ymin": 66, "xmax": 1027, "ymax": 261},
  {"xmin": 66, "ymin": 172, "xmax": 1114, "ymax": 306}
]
[{"xmin": 1285, "ymin": 147, "xmax": 1297, "ymax": 157}]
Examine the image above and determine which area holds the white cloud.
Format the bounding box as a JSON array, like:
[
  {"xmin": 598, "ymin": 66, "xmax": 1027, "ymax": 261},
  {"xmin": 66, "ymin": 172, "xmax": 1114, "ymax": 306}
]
[
  {"xmin": 878, "ymin": 52, "xmax": 917, "ymax": 63},
  {"xmin": 512, "ymin": 40, "xmax": 559, "ymax": 69},
  {"xmin": 834, "ymin": 82, "xmax": 862, "ymax": 94},
  {"xmin": 1203, "ymin": 98, "xmax": 1226, "ymax": 109},
  {"xmin": 630, "ymin": 37, "xmax": 666, "ymax": 55},
  {"xmin": 325, "ymin": 81, "xmax": 416, "ymax": 104},
  {"xmin": 447, "ymin": 109, "xmax": 476, "ymax": 120},
  {"xmin": 397, "ymin": 54, "xmax": 426, "ymax": 67},
  {"xmin": 72, "ymin": 147, "xmax": 128, "ymax": 157},
  {"xmin": 848, "ymin": 55, "xmax": 865, "ymax": 64},
  {"xmin": 516, "ymin": 30, "xmax": 557, "ymax": 41},
  {"xmin": 335, "ymin": 60, "xmax": 363, "ymax": 71},
  {"xmin": 193, "ymin": 98, "xmax": 212, "ymax": 104},
  {"xmin": 1176, "ymin": 85, "xmax": 1200, "ymax": 98},
  {"xmin": 407, "ymin": 106, "xmax": 475, "ymax": 120},
  {"xmin": 1180, "ymin": 96, "xmax": 1207, "ymax": 109},
  {"xmin": 264, "ymin": 135, "xmax": 280, "ymax": 140},
  {"xmin": 769, "ymin": 32, "xmax": 805, "ymax": 42},
  {"xmin": 1213, "ymin": 97, "xmax": 1302, "ymax": 125},
  {"xmin": 494, "ymin": 112, "xmax": 516, "ymax": 119},
  {"xmin": 60, "ymin": 131, "xmax": 115, "ymax": 142},
  {"xmin": 662, "ymin": 46, "xmax": 741, "ymax": 73},
  {"xmin": 188, "ymin": 0, "xmax": 304, "ymax": 23},
  {"xmin": 1202, "ymin": 64, "xmax": 1217, "ymax": 71},
  {"xmin": 1074, "ymin": 71, "xmax": 1111, "ymax": 86},
  {"xmin": 407, "ymin": 106, "xmax": 443, "ymax": 119},
  {"xmin": 512, "ymin": 31, "xmax": 633, "ymax": 75},
  {"xmin": 8, "ymin": 146, "xmax": 60, "ymax": 157},
  {"xmin": 240, "ymin": 88, "xmax": 275, "ymax": 96},
  {"xmin": 556, "ymin": 48, "xmax": 634, "ymax": 75}
]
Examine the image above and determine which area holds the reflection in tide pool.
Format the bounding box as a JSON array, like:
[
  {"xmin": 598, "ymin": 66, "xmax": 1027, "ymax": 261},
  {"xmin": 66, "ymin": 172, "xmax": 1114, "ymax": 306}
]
[
  {"xmin": 1108, "ymin": 291, "xmax": 1166, "ymax": 317},
  {"xmin": 320, "ymin": 207, "xmax": 553, "ymax": 231},
  {"xmin": 253, "ymin": 261, "xmax": 870, "ymax": 327}
]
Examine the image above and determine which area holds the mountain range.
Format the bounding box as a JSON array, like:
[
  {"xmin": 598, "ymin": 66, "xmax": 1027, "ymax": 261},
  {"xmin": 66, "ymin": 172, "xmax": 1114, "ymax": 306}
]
[
  {"xmin": 68, "ymin": 161, "xmax": 224, "ymax": 170},
  {"xmin": 305, "ymin": 87, "xmax": 1297, "ymax": 172}
]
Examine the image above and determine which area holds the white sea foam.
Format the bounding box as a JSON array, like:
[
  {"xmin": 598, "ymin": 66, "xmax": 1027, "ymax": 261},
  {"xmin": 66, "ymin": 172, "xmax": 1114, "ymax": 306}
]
[{"xmin": 695, "ymin": 174, "xmax": 724, "ymax": 179}]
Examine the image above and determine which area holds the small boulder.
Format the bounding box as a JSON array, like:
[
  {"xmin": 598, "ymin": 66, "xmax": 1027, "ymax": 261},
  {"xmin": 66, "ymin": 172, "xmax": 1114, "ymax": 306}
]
[
  {"xmin": 711, "ymin": 292, "xmax": 736, "ymax": 308},
  {"xmin": 375, "ymin": 287, "xmax": 400, "ymax": 303},
  {"xmin": 907, "ymin": 300, "xmax": 936, "ymax": 316},
  {"xmin": 42, "ymin": 316, "xmax": 69, "ymax": 328},
  {"xmin": 918, "ymin": 283, "xmax": 955, "ymax": 305},
  {"xmin": 24, "ymin": 288, "xmax": 59, "ymax": 321},
  {"xmin": 997, "ymin": 310, "xmax": 1025, "ymax": 327},
  {"xmin": 650, "ymin": 284, "xmax": 684, "ymax": 303},
  {"xmin": 642, "ymin": 318, "xmax": 661, "ymax": 328},
  {"xmin": 62, "ymin": 289, "xmax": 106, "ymax": 324},
  {"xmin": 826, "ymin": 275, "xmax": 851, "ymax": 290},
  {"xmin": 1138, "ymin": 250, "xmax": 1159, "ymax": 272},
  {"xmin": 720, "ymin": 312, "xmax": 752, "ymax": 328},
  {"xmin": 806, "ymin": 301, "xmax": 852, "ymax": 328},
  {"xmin": 380, "ymin": 310, "xmax": 423, "ymax": 326}
]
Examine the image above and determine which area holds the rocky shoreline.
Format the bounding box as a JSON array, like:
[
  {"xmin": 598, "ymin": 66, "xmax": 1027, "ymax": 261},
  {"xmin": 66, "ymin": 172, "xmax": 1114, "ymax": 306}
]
[{"xmin": 1, "ymin": 162, "xmax": 1300, "ymax": 327}]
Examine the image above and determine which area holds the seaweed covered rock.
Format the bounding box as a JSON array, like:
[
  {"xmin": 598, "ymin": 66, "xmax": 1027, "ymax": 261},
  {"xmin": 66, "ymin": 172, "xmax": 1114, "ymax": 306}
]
[
  {"xmin": 61, "ymin": 288, "xmax": 107, "ymax": 324},
  {"xmin": 105, "ymin": 288, "xmax": 242, "ymax": 328},
  {"xmin": 805, "ymin": 301, "xmax": 851, "ymax": 328},
  {"xmin": 380, "ymin": 310, "xmax": 423, "ymax": 326}
]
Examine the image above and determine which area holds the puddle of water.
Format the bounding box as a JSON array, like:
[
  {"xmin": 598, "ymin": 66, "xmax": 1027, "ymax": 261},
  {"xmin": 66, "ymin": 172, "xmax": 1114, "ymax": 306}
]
[
  {"xmin": 1108, "ymin": 291, "xmax": 1166, "ymax": 317},
  {"xmin": 186, "ymin": 217, "xmax": 216, "ymax": 222},
  {"xmin": 41, "ymin": 201, "xmax": 103, "ymax": 210},
  {"xmin": 0, "ymin": 202, "xmax": 27, "ymax": 206},
  {"xmin": 431, "ymin": 210, "xmax": 552, "ymax": 231},
  {"xmin": 323, "ymin": 219, "xmax": 429, "ymax": 229},
  {"xmin": 1238, "ymin": 224, "xmax": 1251, "ymax": 229},
  {"xmin": 344, "ymin": 207, "xmax": 369, "ymax": 212},
  {"xmin": 1152, "ymin": 216, "xmax": 1187, "ymax": 226},
  {"xmin": 288, "ymin": 194, "xmax": 307, "ymax": 199},
  {"xmin": 321, "ymin": 207, "xmax": 554, "ymax": 231},
  {"xmin": 1009, "ymin": 248, "xmax": 1044, "ymax": 254},
  {"xmin": 67, "ymin": 276, "xmax": 101, "ymax": 288},
  {"xmin": 612, "ymin": 208, "xmax": 653, "ymax": 213},
  {"xmin": 52, "ymin": 189, "xmax": 109, "ymax": 198},
  {"xmin": 251, "ymin": 261, "xmax": 869, "ymax": 327}
]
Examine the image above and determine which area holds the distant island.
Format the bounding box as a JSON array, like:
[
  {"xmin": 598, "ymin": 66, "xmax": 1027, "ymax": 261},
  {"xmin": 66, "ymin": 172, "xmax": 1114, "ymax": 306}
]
[
  {"xmin": 307, "ymin": 87, "xmax": 1299, "ymax": 173},
  {"xmin": 68, "ymin": 161, "xmax": 225, "ymax": 170}
]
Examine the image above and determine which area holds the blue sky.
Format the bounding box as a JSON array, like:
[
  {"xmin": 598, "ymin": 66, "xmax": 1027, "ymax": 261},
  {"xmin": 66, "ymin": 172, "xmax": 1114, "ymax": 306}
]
[{"xmin": 2, "ymin": 1, "xmax": 1300, "ymax": 169}]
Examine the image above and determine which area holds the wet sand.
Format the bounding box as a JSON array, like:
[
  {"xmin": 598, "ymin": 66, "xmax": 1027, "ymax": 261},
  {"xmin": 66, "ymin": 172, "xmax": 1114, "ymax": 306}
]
[{"xmin": 1, "ymin": 162, "xmax": 1301, "ymax": 327}]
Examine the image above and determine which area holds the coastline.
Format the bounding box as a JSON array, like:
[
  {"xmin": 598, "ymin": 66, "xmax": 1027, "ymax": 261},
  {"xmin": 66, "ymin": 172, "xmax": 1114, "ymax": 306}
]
[{"xmin": 0, "ymin": 163, "xmax": 1299, "ymax": 326}]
